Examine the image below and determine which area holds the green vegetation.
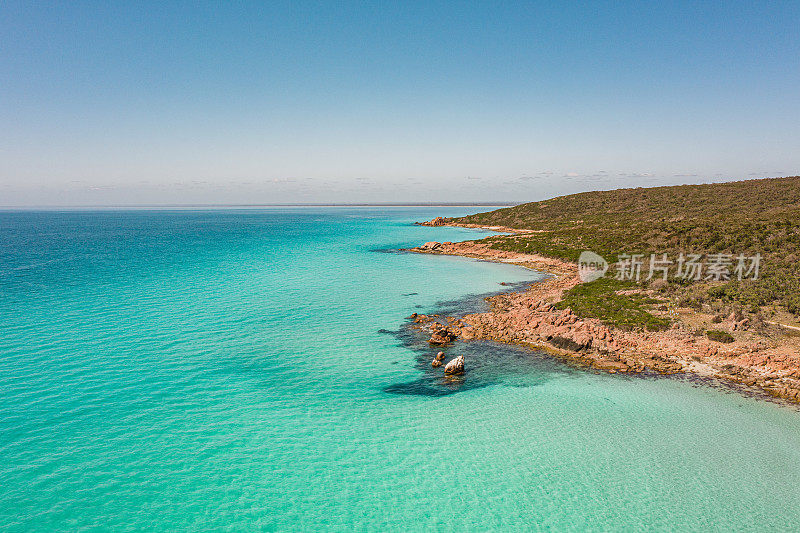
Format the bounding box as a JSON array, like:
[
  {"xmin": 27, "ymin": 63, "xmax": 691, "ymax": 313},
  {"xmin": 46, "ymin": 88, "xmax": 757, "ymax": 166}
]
[
  {"xmin": 448, "ymin": 177, "xmax": 800, "ymax": 318},
  {"xmin": 706, "ymin": 330, "xmax": 735, "ymax": 343},
  {"xmin": 555, "ymin": 277, "xmax": 671, "ymax": 331}
]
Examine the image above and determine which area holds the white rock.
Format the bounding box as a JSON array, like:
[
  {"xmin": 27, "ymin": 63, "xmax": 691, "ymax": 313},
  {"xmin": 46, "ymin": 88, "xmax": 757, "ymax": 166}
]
[{"xmin": 444, "ymin": 355, "xmax": 464, "ymax": 375}]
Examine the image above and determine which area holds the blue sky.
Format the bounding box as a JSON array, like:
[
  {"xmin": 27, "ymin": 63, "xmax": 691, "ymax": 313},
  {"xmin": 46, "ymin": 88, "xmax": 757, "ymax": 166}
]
[{"xmin": 1, "ymin": 1, "xmax": 799, "ymax": 205}]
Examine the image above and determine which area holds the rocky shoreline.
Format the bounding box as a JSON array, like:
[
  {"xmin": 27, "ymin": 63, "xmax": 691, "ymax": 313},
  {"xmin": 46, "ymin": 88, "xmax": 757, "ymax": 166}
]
[{"xmin": 405, "ymin": 229, "xmax": 800, "ymax": 404}]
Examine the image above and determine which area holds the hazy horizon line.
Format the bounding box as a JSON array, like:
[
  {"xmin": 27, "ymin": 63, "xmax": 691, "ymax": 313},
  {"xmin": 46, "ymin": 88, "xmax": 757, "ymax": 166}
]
[{"xmin": 0, "ymin": 202, "xmax": 518, "ymax": 210}]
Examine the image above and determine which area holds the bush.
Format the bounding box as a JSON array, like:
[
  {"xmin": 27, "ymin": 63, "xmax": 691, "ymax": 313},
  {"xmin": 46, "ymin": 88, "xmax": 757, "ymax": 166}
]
[{"xmin": 706, "ymin": 330, "xmax": 734, "ymax": 343}]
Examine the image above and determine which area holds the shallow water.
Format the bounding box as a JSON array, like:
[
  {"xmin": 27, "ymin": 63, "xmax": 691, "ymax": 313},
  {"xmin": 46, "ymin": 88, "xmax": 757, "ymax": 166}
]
[{"xmin": 1, "ymin": 207, "xmax": 799, "ymax": 531}]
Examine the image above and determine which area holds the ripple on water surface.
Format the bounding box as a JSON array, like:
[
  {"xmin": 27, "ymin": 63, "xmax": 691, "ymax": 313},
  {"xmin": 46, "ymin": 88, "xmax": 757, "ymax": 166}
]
[{"xmin": 1, "ymin": 208, "xmax": 800, "ymax": 531}]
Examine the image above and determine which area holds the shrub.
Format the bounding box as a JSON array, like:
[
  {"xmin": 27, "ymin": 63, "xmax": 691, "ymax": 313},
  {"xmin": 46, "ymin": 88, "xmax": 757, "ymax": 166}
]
[{"xmin": 706, "ymin": 330, "xmax": 734, "ymax": 343}]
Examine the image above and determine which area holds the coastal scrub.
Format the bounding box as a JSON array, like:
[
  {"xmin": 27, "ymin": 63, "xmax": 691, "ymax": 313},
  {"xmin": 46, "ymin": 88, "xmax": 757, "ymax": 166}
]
[{"xmin": 555, "ymin": 277, "xmax": 670, "ymax": 331}]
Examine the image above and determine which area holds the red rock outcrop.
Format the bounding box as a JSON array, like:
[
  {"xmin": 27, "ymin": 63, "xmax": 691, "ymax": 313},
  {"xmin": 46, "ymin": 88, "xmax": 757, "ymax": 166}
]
[{"xmin": 419, "ymin": 217, "xmax": 447, "ymax": 226}]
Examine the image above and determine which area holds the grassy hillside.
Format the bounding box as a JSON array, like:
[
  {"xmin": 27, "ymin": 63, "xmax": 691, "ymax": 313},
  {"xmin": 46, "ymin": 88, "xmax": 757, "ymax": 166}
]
[{"xmin": 452, "ymin": 177, "xmax": 800, "ymax": 317}]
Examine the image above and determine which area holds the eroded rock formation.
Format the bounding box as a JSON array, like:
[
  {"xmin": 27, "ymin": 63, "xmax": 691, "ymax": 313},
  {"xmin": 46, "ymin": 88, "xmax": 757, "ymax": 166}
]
[{"xmin": 444, "ymin": 355, "xmax": 464, "ymax": 375}]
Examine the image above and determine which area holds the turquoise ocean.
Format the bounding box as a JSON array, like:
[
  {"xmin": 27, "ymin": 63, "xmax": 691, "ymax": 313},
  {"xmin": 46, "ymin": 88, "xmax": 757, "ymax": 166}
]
[{"xmin": 1, "ymin": 207, "xmax": 800, "ymax": 531}]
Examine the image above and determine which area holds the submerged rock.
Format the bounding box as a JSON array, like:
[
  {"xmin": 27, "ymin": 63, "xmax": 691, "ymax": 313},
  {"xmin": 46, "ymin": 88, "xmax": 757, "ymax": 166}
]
[{"xmin": 444, "ymin": 355, "xmax": 465, "ymax": 375}]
